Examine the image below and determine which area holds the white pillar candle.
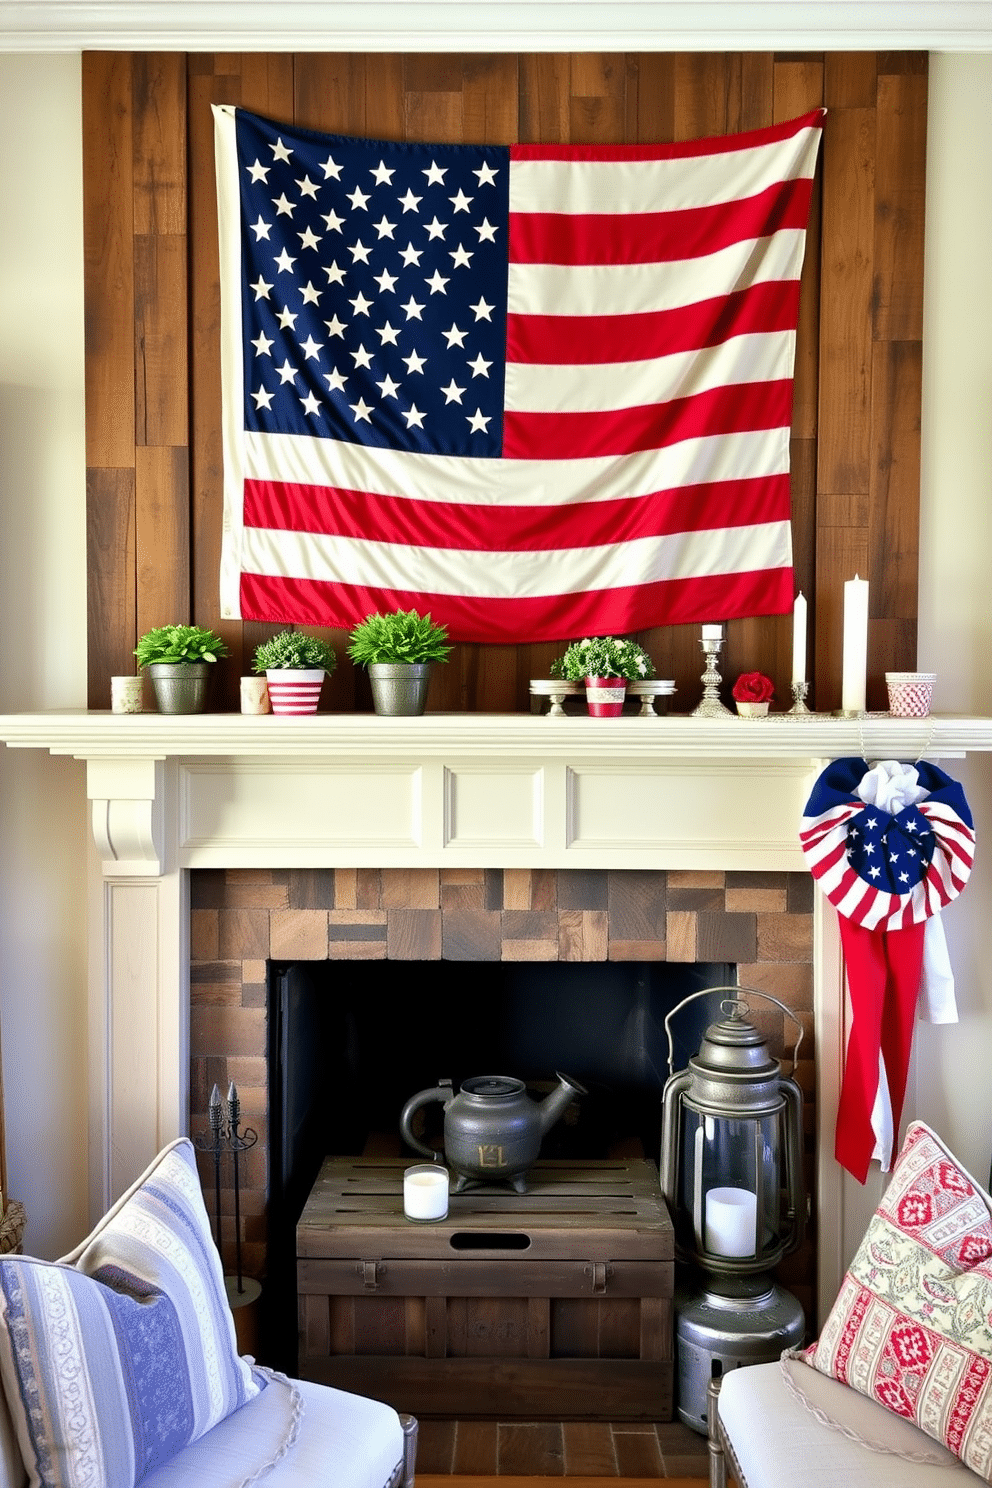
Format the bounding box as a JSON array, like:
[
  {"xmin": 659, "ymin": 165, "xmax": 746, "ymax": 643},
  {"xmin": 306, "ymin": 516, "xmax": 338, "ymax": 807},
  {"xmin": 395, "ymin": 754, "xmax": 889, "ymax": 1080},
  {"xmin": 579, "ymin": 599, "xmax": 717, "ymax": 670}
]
[
  {"xmin": 403, "ymin": 1164, "xmax": 449, "ymax": 1222},
  {"xmin": 841, "ymin": 575, "xmax": 869, "ymax": 714},
  {"xmin": 701, "ymin": 624, "xmax": 723, "ymax": 641},
  {"xmin": 791, "ymin": 592, "xmax": 807, "ymax": 687},
  {"xmin": 704, "ymin": 1185, "xmax": 758, "ymax": 1257}
]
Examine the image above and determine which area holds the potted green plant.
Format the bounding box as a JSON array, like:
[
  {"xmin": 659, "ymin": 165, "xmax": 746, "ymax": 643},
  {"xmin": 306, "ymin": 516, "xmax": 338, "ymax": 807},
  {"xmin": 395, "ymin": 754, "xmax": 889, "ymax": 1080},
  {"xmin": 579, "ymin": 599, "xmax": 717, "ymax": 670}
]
[
  {"xmin": 134, "ymin": 624, "xmax": 230, "ymax": 714},
  {"xmin": 346, "ymin": 609, "xmax": 452, "ymax": 716},
  {"xmin": 550, "ymin": 636, "xmax": 655, "ymax": 716},
  {"xmin": 252, "ymin": 630, "xmax": 336, "ymax": 715}
]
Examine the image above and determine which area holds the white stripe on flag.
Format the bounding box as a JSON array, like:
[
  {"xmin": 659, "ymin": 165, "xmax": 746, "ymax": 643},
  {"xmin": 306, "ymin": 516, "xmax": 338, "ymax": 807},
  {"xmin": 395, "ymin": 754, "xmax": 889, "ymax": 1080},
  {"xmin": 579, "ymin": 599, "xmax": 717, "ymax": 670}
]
[
  {"xmin": 243, "ymin": 426, "xmax": 790, "ymax": 506},
  {"xmin": 504, "ymin": 331, "xmax": 796, "ymax": 415},
  {"xmin": 507, "ymin": 230, "xmax": 808, "ymax": 318},
  {"xmin": 508, "ymin": 129, "xmax": 824, "ymax": 215},
  {"xmin": 240, "ymin": 519, "xmax": 793, "ymax": 600}
]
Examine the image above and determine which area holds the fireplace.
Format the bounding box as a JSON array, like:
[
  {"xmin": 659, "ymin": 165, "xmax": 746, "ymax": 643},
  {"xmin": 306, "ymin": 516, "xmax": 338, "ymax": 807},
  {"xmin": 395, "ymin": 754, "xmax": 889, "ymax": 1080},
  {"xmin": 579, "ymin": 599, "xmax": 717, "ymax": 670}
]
[{"xmin": 190, "ymin": 862, "xmax": 816, "ymax": 1366}]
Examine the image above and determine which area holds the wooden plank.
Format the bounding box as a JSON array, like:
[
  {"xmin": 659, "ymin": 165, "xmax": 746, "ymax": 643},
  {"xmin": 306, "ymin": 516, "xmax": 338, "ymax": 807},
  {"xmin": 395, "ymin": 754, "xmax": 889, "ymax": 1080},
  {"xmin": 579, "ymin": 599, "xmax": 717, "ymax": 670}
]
[
  {"xmin": 134, "ymin": 233, "xmax": 189, "ymax": 449},
  {"xmin": 86, "ymin": 467, "xmax": 136, "ymax": 708},
  {"xmin": 461, "ymin": 54, "xmax": 520, "ymax": 144},
  {"xmin": 298, "ymin": 1257, "xmax": 673, "ymax": 1294},
  {"xmin": 817, "ymin": 105, "xmax": 875, "ymax": 497},
  {"xmin": 298, "ymin": 1354, "xmax": 673, "ymax": 1419},
  {"xmin": 425, "ymin": 1294, "xmax": 447, "ymax": 1358},
  {"xmin": 868, "ymin": 339, "xmax": 922, "ymax": 627},
  {"xmin": 873, "ymin": 68, "xmax": 927, "ymax": 343},
  {"xmin": 135, "ymin": 445, "xmax": 190, "ymax": 634},
  {"xmin": 82, "ymin": 52, "xmax": 135, "ymax": 469},
  {"xmin": 568, "ymin": 53, "xmax": 630, "ymax": 144},
  {"xmin": 518, "ymin": 54, "xmax": 571, "ymax": 143},
  {"xmin": 632, "ymin": 53, "xmax": 676, "ymax": 142},
  {"xmin": 131, "ymin": 53, "xmax": 186, "ymax": 236},
  {"xmin": 639, "ymin": 1295, "xmax": 671, "ymax": 1361},
  {"xmin": 295, "ymin": 52, "xmax": 368, "ymax": 134},
  {"xmin": 824, "ymin": 52, "xmax": 877, "ymax": 109},
  {"xmin": 528, "ymin": 1295, "xmax": 551, "ymax": 1358}
]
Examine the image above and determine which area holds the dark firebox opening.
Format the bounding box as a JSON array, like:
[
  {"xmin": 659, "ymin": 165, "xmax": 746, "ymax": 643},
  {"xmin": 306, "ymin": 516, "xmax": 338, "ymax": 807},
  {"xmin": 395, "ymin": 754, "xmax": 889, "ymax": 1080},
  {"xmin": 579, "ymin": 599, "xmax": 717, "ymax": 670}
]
[{"xmin": 264, "ymin": 958, "xmax": 732, "ymax": 1370}]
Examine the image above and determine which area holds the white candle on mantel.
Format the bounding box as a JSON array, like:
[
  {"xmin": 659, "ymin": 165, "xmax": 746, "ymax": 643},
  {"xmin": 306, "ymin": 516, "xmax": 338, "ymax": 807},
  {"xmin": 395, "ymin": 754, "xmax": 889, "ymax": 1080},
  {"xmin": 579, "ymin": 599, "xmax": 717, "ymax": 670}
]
[
  {"xmin": 791, "ymin": 592, "xmax": 807, "ymax": 687},
  {"xmin": 701, "ymin": 624, "xmax": 723, "ymax": 640},
  {"xmin": 704, "ymin": 1185, "xmax": 758, "ymax": 1258},
  {"xmin": 841, "ymin": 575, "xmax": 869, "ymax": 714}
]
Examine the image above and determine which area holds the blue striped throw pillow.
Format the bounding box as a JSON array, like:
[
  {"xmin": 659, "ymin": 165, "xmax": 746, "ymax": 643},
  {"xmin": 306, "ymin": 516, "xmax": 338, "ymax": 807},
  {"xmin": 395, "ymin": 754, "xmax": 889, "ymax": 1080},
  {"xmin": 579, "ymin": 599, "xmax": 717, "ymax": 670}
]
[{"xmin": 0, "ymin": 1138, "xmax": 263, "ymax": 1488}]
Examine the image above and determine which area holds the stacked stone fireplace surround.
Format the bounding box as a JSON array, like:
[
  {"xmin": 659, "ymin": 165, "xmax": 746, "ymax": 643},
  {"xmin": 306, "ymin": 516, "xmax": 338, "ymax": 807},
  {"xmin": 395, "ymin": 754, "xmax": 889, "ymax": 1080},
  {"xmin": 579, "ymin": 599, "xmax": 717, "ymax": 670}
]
[{"xmin": 189, "ymin": 864, "xmax": 816, "ymax": 1327}]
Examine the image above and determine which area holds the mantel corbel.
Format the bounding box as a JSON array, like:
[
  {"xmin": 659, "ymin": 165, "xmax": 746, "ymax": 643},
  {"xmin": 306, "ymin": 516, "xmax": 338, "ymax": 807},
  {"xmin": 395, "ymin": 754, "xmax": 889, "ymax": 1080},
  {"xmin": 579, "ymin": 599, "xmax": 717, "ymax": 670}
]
[{"xmin": 86, "ymin": 756, "xmax": 164, "ymax": 876}]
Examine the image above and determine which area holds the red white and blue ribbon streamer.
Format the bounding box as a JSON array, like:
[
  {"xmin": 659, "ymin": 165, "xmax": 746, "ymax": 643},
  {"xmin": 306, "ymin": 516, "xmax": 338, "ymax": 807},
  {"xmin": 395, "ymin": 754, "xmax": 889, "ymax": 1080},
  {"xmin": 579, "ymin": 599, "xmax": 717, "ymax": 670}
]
[{"xmin": 801, "ymin": 758, "xmax": 974, "ymax": 1182}]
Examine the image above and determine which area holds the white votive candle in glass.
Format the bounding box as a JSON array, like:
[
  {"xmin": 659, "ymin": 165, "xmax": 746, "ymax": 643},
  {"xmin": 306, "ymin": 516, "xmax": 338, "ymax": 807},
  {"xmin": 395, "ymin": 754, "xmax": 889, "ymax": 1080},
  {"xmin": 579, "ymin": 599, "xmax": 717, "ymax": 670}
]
[
  {"xmin": 701, "ymin": 624, "xmax": 723, "ymax": 641},
  {"xmin": 704, "ymin": 1186, "xmax": 757, "ymax": 1257},
  {"xmin": 403, "ymin": 1164, "xmax": 449, "ymax": 1222},
  {"xmin": 791, "ymin": 592, "xmax": 807, "ymax": 687},
  {"xmin": 841, "ymin": 575, "xmax": 869, "ymax": 714}
]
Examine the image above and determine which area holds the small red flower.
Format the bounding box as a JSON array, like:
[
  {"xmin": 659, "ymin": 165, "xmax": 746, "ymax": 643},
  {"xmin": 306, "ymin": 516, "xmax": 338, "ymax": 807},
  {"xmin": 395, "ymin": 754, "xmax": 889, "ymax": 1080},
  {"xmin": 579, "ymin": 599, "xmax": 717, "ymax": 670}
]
[{"xmin": 732, "ymin": 671, "xmax": 774, "ymax": 703}]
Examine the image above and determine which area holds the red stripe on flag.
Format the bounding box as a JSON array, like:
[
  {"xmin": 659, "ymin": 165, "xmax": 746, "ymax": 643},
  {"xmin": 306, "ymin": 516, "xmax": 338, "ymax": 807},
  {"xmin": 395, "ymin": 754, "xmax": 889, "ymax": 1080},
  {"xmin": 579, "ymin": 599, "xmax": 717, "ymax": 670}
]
[
  {"xmin": 243, "ymin": 473, "xmax": 791, "ymax": 551},
  {"xmin": 503, "ymin": 380, "xmax": 794, "ymax": 461},
  {"xmin": 508, "ymin": 110, "xmax": 826, "ymax": 163},
  {"xmin": 240, "ymin": 565, "xmax": 794, "ymax": 643},
  {"xmin": 509, "ymin": 178, "xmax": 814, "ymax": 267},
  {"xmin": 506, "ymin": 283, "xmax": 801, "ymax": 366}
]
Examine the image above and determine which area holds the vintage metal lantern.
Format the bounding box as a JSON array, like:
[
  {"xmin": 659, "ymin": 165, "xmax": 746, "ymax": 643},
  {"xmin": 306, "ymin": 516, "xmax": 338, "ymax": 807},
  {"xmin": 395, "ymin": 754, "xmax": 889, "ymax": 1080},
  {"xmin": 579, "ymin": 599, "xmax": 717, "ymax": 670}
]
[{"xmin": 660, "ymin": 989, "xmax": 807, "ymax": 1433}]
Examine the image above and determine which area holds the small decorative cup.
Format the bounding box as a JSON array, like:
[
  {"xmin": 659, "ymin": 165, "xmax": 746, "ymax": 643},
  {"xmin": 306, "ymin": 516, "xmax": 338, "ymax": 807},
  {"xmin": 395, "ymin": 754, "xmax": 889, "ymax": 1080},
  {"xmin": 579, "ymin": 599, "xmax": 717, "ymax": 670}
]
[
  {"xmin": 111, "ymin": 675, "xmax": 143, "ymax": 714},
  {"xmin": 736, "ymin": 702, "xmax": 770, "ymax": 718},
  {"xmin": 240, "ymin": 676, "xmax": 270, "ymax": 715},
  {"xmin": 885, "ymin": 672, "xmax": 936, "ymax": 718},
  {"xmin": 403, "ymin": 1164, "xmax": 449, "ymax": 1222}
]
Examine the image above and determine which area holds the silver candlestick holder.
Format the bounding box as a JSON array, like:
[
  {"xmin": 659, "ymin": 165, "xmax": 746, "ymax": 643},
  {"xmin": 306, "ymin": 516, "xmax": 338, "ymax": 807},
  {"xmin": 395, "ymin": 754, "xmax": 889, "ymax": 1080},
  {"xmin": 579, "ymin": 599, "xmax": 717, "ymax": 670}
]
[
  {"xmin": 692, "ymin": 635, "xmax": 733, "ymax": 717},
  {"xmin": 787, "ymin": 681, "xmax": 810, "ymax": 715}
]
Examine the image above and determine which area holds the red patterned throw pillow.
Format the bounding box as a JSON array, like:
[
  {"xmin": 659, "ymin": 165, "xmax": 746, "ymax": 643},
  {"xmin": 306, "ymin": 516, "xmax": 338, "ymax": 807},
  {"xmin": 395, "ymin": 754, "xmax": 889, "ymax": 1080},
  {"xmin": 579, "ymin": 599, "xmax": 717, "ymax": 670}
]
[{"xmin": 806, "ymin": 1121, "xmax": 992, "ymax": 1478}]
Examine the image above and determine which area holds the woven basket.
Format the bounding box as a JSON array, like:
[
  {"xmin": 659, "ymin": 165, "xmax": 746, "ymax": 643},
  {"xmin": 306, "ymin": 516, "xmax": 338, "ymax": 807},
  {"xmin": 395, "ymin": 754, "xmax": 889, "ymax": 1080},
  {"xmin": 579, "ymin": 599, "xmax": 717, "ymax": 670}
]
[{"xmin": 0, "ymin": 1201, "xmax": 26, "ymax": 1255}]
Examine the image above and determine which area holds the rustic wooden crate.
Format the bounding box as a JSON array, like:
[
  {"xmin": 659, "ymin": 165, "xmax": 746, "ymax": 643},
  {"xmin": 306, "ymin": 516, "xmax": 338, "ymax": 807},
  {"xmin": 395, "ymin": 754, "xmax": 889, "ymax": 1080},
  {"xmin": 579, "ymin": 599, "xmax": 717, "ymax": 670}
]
[{"xmin": 297, "ymin": 1157, "xmax": 673, "ymax": 1420}]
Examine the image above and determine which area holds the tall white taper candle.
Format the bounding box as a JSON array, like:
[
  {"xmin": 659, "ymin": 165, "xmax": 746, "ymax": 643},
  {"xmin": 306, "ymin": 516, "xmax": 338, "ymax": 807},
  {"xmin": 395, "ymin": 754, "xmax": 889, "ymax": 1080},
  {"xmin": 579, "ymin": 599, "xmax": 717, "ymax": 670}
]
[
  {"xmin": 841, "ymin": 575, "xmax": 869, "ymax": 714},
  {"xmin": 791, "ymin": 593, "xmax": 807, "ymax": 687}
]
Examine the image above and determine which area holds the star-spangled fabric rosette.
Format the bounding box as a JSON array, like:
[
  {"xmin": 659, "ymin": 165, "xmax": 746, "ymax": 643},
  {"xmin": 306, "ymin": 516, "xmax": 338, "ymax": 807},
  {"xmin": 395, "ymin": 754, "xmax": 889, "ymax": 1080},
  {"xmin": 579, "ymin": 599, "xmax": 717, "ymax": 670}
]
[
  {"xmin": 212, "ymin": 104, "xmax": 824, "ymax": 641},
  {"xmin": 800, "ymin": 758, "xmax": 975, "ymax": 1184}
]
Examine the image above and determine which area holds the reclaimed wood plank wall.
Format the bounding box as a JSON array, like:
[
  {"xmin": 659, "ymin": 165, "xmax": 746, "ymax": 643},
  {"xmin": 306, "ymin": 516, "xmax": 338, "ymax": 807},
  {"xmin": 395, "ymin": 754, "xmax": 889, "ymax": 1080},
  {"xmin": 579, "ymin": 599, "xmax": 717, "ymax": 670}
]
[{"xmin": 82, "ymin": 51, "xmax": 927, "ymax": 715}]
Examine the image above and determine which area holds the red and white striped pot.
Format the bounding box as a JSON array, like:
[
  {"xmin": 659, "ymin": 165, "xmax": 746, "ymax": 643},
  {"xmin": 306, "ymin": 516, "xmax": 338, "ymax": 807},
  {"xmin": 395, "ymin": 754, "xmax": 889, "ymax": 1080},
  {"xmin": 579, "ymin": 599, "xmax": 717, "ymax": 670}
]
[
  {"xmin": 584, "ymin": 676, "xmax": 627, "ymax": 717},
  {"xmin": 265, "ymin": 668, "xmax": 326, "ymax": 715}
]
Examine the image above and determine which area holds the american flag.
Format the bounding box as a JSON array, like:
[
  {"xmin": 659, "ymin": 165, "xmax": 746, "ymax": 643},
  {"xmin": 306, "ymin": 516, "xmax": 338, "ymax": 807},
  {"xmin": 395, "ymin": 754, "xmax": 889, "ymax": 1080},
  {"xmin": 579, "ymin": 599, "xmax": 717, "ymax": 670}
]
[
  {"xmin": 800, "ymin": 758, "xmax": 975, "ymax": 930},
  {"xmin": 214, "ymin": 105, "xmax": 824, "ymax": 642}
]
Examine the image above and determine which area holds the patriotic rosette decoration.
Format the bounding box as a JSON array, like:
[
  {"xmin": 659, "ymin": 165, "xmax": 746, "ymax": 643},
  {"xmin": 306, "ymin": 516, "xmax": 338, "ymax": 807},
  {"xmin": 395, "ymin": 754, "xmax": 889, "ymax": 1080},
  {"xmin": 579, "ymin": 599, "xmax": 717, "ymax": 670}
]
[{"xmin": 801, "ymin": 758, "xmax": 975, "ymax": 1183}]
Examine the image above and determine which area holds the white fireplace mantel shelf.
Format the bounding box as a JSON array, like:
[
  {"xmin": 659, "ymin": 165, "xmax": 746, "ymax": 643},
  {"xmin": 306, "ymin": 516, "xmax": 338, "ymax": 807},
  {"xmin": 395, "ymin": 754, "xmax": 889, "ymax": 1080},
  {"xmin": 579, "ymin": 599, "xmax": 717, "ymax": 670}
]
[{"xmin": 1, "ymin": 709, "xmax": 989, "ymax": 878}]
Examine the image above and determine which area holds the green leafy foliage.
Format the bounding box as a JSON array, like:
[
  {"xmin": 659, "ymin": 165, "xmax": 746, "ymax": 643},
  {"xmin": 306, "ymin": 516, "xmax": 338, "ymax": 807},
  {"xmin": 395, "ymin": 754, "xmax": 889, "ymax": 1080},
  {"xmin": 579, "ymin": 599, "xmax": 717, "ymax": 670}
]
[
  {"xmin": 550, "ymin": 635, "xmax": 655, "ymax": 683},
  {"xmin": 252, "ymin": 630, "xmax": 337, "ymax": 673},
  {"xmin": 134, "ymin": 625, "xmax": 230, "ymax": 668},
  {"xmin": 346, "ymin": 609, "xmax": 452, "ymax": 667}
]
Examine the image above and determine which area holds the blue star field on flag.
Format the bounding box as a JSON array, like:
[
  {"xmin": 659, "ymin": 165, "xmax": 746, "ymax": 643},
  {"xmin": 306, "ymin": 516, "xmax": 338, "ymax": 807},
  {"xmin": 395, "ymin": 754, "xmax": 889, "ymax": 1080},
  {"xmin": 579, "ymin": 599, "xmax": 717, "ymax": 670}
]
[{"xmin": 237, "ymin": 110, "xmax": 509, "ymax": 458}]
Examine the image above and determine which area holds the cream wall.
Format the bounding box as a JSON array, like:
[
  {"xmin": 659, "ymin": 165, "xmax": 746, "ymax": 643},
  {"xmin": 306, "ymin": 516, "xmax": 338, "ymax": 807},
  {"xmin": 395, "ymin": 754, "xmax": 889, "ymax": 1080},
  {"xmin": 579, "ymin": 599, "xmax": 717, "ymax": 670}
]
[
  {"xmin": 914, "ymin": 52, "xmax": 992, "ymax": 1180},
  {"xmin": 0, "ymin": 53, "xmax": 89, "ymax": 1254},
  {"xmin": 0, "ymin": 50, "xmax": 989, "ymax": 1256}
]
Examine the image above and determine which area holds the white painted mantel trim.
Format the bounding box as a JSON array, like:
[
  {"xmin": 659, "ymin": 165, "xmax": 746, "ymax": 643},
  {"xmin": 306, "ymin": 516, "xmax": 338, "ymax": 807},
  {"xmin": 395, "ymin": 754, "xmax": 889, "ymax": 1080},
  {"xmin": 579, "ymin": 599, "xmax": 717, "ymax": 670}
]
[
  {"xmin": 2, "ymin": 708, "xmax": 990, "ymax": 1318},
  {"xmin": 1, "ymin": 1, "xmax": 990, "ymax": 52}
]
